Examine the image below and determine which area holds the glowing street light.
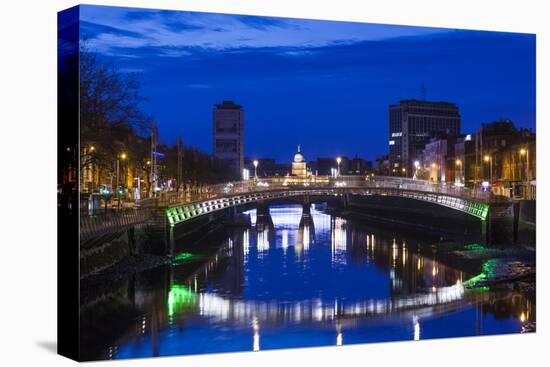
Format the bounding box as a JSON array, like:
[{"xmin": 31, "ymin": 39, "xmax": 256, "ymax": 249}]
[
  {"xmin": 253, "ymin": 159, "xmax": 259, "ymax": 179},
  {"xmin": 336, "ymin": 157, "xmax": 342, "ymax": 177},
  {"xmin": 455, "ymin": 159, "xmax": 463, "ymax": 186},
  {"xmin": 483, "ymin": 154, "xmax": 493, "ymax": 184},
  {"xmin": 520, "ymin": 148, "xmax": 530, "ymax": 198},
  {"xmin": 116, "ymin": 152, "xmax": 128, "ymax": 188}
]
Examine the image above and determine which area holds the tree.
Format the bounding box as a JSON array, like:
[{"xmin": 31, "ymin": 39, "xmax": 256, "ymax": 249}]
[
  {"xmin": 79, "ymin": 48, "xmax": 152, "ymax": 186},
  {"xmin": 161, "ymin": 145, "xmax": 237, "ymax": 187}
]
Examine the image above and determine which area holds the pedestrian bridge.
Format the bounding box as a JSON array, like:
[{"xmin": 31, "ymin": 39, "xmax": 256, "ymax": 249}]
[{"xmin": 165, "ymin": 176, "xmax": 506, "ymax": 227}]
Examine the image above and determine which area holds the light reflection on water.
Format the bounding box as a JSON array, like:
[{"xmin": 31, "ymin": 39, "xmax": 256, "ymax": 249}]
[{"xmin": 104, "ymin": 205, "xmax": 534, "ymax": 360}]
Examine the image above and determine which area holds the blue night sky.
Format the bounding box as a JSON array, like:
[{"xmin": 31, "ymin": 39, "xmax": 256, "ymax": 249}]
[{"xmin": 79, "ymin": 5, "xmax": 536, "ymax": 163}]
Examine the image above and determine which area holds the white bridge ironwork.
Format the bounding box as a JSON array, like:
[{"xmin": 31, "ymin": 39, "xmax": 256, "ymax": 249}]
[{"xmin": 165, "ymin": 176, "xmax": 505, "ymax": 227}]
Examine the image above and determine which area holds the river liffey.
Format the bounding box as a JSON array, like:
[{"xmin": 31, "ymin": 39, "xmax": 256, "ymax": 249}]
[{"xmin": 92, "ymin": 205, "xmax": 534, "ymax": 360}]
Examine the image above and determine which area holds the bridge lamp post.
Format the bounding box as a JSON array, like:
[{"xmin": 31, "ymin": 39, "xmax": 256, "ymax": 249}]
[
  {"xmin": 402, "ymin": 167, "xmax": 406, "ymax": 177},
  {"xmin": 413, "ymin": 160, "xmax": 420, "ymax": 180},
  {"xmin": 520, "ymin": 148, "xmax": 529, "ymax": 199},
  {"xmin": 336, "ymin": 157, "xmax": 342, "ymax": 177},
  {"xmin": 115, "ymin": 153, "xmax": 127, "ymax": 208},
  {"xmin": 253, "ymin": 160, "xmax": 259, "ymax": 179},
  {"xmin": 455, "ymin": 159, "xmax": 462, "ymax": 186},
  {"xmin": 484, "ymin": 155, "xmax": 492, "ymax": 185},
  {"xmin": 116, "ymin": 153, "xmax": 127, "ymax": 187}
]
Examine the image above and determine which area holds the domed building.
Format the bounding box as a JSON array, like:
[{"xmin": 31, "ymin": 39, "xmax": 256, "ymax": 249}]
[{"xmin": 291, "ymin": 145, "xmax": 307, "ymax": 177}]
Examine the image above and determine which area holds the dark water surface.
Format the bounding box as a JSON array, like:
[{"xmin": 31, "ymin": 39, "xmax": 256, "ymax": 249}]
[{"xmin": 98, "ymin": 205, "xmax": 534, "ymax": 360}]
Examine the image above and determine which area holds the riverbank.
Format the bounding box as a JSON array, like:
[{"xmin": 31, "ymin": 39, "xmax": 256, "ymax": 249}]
[{"xmin": 338, "ymin": 208, "xmax": 536, "ymax": 302}]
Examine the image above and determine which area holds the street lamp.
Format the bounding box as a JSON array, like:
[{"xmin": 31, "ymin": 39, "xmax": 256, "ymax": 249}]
[
  {"xmin": 520, "ymin": 148, "xmax": 530, "ymax": 198},
  {"xmin": 455, "ymin": 159, "xmax": 461, "ymax": 184},
  {"xmin": 336, "ymin": 157, "xmax": 342, "ymax": 177},
  {"xmin": 413, "ymin": 160, "xmax": 420, "ymax": 180},
  {"xmin": 484, "ymin": 154, "xmax": 492, "ymax": 184},
  {"xmin": 253, "ymin": 160, "xmax": 259, "ymax": 179},
  {"xmin": 116, "ymin": 152, "xmax": 127, "ymax": 187}
]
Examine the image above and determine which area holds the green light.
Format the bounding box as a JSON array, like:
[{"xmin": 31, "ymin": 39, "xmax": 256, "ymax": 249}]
[
  {"xmin": 173, "ymin": 252, "xmax": 194, "ymax": 263},
  {"xmin": 470, "ymin": 286, "xmax": 490, "ymax": 293},
  {"xmin": 464, "ymin": 259, "xmax": 500, "ymax": 290},
  {"xmin": 463, "ymin": 273, "xmax": 487, "ymax": 288},
  {"xmin": 464, "ymin": 243, "xmax": 486, "ymax": 251},
  {"xmin": 166, "ymin": 206, "xmax": 189, "ymax": 227},
  {"xmin": 167, "ymin": 284, "xmax": 197, "ymax": 318},
  {"xmin": 481, "ymin": 259, "xmax": 499, "ymax": 278}
]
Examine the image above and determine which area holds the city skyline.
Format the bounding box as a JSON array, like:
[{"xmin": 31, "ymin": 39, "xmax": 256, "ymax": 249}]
[{"xmin": 80, "ymin": 5, "xmax": 535, "ymax": 162}]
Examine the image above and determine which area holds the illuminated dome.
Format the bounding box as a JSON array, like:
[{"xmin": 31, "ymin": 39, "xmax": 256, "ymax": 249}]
[
  {"xmin": 293, "ymin": 145, "xmax": 304, "ymax": 162},
  {"xmin": 291, "ymin": 145, "xmax": 307, "ymax": 177}
]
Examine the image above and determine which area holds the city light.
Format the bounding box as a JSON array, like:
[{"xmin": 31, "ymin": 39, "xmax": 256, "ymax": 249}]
[
  {"xmin": 253, "ymin": 159, "xmax": 259, "ymax": 178},
  {"xmin": 242, "ymin": 168, "xmax": 250, "ymax": 181},
  {"xmin": 67, "ymin": 7, "xmax": 537, "ymax": 358}
]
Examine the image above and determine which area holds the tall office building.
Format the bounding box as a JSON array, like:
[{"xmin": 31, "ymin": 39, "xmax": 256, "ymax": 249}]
[
  {"xmin": 388, "ymin": 99, "xmax": 460, "ymax": 175},
  {"xmin": 213, "ymin": 100, "xmax": 244, "ymax": 177}
]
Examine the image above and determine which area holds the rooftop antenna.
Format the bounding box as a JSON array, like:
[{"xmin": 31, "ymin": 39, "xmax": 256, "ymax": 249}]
[{"xmin": 420, "ymin": 83, "xmax": 427, "ymax": 101}]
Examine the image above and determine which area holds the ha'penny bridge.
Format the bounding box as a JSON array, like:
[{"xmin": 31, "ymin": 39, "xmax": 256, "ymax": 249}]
[{"xmin": 80, "ymin": 175, "xmax": 513, "ymax": 245}]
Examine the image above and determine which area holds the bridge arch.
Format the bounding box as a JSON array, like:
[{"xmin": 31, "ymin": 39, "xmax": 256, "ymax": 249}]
[{"xmin": 166, "ymin": 184, "xmax": 492, "ymax": 228}]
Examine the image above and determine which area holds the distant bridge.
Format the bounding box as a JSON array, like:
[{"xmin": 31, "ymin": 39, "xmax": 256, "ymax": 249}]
[{"xmin": 164, "ymin": 176, "xmax": 508, "ymax": 227}]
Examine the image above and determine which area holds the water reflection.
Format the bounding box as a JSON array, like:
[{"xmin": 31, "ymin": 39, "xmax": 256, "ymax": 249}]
[{"xmin": 97, "ymin": 205, "xmax": 535, "ymax": 360}]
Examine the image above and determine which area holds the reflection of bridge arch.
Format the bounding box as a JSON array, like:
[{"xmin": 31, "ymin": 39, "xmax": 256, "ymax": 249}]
[
  {"xmin": 169, "ymin": 283, "xmax": 467, "ymax": 326},
  {"xmin": 166, "ymin": 176, "xmax": 502, "ymax": 227}
]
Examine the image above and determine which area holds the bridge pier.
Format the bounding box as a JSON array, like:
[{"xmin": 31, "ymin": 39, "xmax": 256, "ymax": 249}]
[
  {"xmin": 256, "ymin": 201, "xmax": 274, "ymax": 231},
  {"xmin": 338, "ymin": 192, "xmax": 349, "ymax": 210},
  {"xmin": 486, "ymin": 201, "xmax": 515, "ymax": 244},
  {"xmin": 302, "ymin": 196, "xmax": 312, "ymax": 218}
]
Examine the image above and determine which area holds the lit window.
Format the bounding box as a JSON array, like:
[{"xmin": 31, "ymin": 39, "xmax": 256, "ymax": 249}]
[{"xmin": 389, "ymin": 140, "xmax": 395, "ymax": 145}]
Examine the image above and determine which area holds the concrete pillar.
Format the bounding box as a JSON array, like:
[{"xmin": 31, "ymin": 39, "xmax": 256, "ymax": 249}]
[
  {"xmin": 302, "ymin": 196, "xmax": 311, "ymax": 218},
  {"xmin": 256, "ymin": 201, "xmax": 273, "ymax": 230},
  {"xmin": 168, "ymin": 226, "xmax": 175, "ymax": 258}
]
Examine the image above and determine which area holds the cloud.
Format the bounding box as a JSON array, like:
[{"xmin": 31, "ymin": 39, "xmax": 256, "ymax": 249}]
[{"xmin": 79, "ymin": 5, "xmax": 450, "ymax": 57}]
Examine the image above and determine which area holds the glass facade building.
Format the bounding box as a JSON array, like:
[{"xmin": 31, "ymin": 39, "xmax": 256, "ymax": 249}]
[{"xmin": 388, "ymin": 100, "xmax": 460, "ymax": 175}]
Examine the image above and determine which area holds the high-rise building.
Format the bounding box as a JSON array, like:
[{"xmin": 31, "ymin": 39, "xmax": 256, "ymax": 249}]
[
  {"xmin": 213, "ymin": 100, "xmax": 244, "ymax": 177},
  {"xmin": 388, "ymin": 99, "xmax": 460, "ymax": 175}
]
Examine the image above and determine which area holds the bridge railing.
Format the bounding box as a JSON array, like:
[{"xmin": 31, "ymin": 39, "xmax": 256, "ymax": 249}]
[
  {"xmin": 161, "ymin": 176, "xmax": 499, "ymax": 205},
  {"xmin": 80, "ymin": 207, "xmax": 153, "ymax": 244}
]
